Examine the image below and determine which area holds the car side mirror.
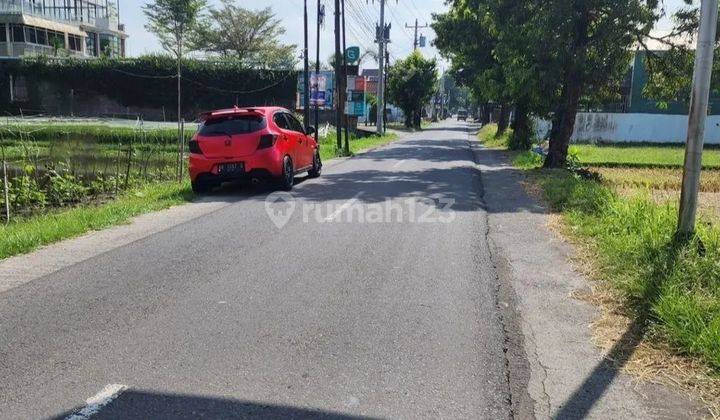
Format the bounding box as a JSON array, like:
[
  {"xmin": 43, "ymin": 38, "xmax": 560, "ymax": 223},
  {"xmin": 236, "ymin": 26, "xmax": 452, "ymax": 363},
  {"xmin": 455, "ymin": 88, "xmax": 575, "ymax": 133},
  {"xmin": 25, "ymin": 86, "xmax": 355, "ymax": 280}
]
[{"xmin": 306, "ymin": 126, "xmax": 316, "ymax": 135}]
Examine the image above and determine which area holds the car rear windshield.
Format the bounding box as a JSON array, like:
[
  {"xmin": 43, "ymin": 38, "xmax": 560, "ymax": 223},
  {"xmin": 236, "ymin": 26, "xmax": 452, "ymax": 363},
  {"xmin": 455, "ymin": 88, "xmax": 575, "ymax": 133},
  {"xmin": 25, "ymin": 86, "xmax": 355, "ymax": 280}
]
[{"xmin": 199, "ymin": 115, "xmax": 266, "ymax": 136}]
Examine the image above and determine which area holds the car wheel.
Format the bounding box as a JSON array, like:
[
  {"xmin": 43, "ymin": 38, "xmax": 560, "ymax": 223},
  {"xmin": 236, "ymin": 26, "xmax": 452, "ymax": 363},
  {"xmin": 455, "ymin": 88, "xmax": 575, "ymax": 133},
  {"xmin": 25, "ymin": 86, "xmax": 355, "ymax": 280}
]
[
  {"xmin": 278, "ymin": 156, "xmax": 294, "ymax": 191},
  {"xmin": 191, "ymin": 178, "xmax": 214, "ymax": 195},
  {"xmin": 308, "ymin": 150, "xmax": 322, "ymax": 178}
]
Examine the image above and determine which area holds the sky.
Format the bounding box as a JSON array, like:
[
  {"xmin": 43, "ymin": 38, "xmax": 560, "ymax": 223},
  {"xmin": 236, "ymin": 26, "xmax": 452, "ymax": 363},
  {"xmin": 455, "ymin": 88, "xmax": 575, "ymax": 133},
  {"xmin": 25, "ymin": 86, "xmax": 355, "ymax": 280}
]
[
  {"xmin": 122, "ymin": 0, "xmax": 696, "ymax": 65},
  {"xmin": 121, "ymin": 0, "xmax": 449, "ymax": 70}
]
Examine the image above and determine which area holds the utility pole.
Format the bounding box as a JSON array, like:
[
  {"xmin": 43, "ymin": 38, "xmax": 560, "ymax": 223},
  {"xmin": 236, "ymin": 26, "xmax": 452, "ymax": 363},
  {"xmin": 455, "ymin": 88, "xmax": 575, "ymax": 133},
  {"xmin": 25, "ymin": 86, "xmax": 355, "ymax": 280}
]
[
  {"xmin": 303, "ymin": 0, "xmax": 311, "ymax": 131},
  {"xmin": 342, "ymin": 0, "xmax": 350, "ymax": 155},
  {"xmin": 384, "ymin": 50, "xmax": 389, "ymax": 131},
  {"xmin": 334, "ymin": 0, "xmax": 343, "ymax": 150},
  {"xmin": 405, "ymin": 19, "xmax": 429, "ymax": 50},
  {"xmin": 315, "ymin": 0, "xmax": 323, "ymax": 144},
  {"xmin": 678, "ymin": 0, "xmax": 719, "ymax": 236},
  {"xmin": 376, "ymin": 0, "xmax": 386, "ymax": 135}
]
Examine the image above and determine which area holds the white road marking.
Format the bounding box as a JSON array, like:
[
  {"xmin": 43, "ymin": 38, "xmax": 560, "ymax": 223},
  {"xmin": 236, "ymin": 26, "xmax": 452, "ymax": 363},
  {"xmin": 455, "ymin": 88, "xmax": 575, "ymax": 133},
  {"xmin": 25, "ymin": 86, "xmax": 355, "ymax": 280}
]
[
  {"xmin": 325, "ymin": 192, "xmax": 364, "ymax": 222},
  {"xmin": 66, "ymin": 384, "xmax": 127, "ymax": 420},
  {"xmin": 392, "ymin": 159, "xmax": 406, "ymax": 168}
]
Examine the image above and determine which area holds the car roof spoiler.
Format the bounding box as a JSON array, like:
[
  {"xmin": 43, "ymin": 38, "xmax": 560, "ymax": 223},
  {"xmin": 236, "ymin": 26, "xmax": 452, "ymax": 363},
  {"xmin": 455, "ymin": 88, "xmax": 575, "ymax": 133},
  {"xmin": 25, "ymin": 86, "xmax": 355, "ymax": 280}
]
[{"xmin": 199, "ymin": 107, "xmax": 266, "ymax": 122}]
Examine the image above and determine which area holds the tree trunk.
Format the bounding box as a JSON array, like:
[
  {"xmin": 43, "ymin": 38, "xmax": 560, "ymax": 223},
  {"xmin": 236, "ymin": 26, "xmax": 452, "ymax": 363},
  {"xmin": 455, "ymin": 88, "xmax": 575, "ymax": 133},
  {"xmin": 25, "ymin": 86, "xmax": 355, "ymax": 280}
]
[
  {"xmin": 544, "ymin": 73, "xmax": 582, "ymax": 168},
  {"xmin": 548, "ymin": 108, "xmax": 563, "ymax": 142},
  {"xmin": 496, "ymin": 103, "xmax": 510, "ymax": 135},
  {"xmin": 509, "ymin": 101, "xmax": 531, "ymax": 150},
  {"xmin": 544, "ymin": 10, "xmax": 589, "ymax": 169},
  {"xmin": 482, "ymin": 103, "xmax": 491, "ymax": 125}
]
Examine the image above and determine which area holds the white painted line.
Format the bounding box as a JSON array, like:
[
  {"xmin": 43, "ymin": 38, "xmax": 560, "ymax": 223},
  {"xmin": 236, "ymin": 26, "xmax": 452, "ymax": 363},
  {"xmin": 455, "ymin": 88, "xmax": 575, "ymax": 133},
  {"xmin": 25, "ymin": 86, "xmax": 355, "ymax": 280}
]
[
  {"xmin": 392, "ymin": 159, "xmax": 406, "ymax": 168},
  {"xmin": 325, "ymin": 192, "xmax": 364, "ymax": 222},
  {"xmin": 66, "ymin": 384, "xmax": 127, "ymax": 420}
]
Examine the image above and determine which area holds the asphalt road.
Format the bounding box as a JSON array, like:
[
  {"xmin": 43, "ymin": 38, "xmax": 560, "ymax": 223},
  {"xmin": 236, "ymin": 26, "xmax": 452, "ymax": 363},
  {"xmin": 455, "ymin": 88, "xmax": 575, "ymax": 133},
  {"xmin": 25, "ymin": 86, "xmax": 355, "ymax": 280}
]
[{"xmin": 0, "ymin": 121, "xmax": 512, "ymax": 419}]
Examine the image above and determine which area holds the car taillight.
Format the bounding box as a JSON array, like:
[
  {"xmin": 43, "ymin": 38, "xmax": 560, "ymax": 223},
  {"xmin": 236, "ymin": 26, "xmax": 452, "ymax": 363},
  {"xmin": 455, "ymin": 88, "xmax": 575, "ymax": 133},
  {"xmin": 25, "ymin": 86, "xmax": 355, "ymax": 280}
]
[
  {"xmin": 257, "ymin": 134, "xmax": 278, "ymax": 150},
  {"xmin": 188, "ymin": 140, "xmax": 202, "ymax": 155}
]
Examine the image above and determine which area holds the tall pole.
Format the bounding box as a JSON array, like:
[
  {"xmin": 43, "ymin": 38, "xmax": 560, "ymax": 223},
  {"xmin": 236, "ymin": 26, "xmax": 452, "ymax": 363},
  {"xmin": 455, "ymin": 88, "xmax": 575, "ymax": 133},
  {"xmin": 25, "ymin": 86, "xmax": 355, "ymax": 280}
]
[
  {"xmin": 405, "ymin": 20, "xmax": 429, "ymax": 51},
  {"xmin": 303, "ymin": 0, "xmax": 311, "ymax": 130},
  {"xmin": 315, "ymin": 0, "xmax": 321, "ymax": 144},
  {"xmin": 176, "ymin": 44, "xmax": 182, "ymax": 182},
  {"xmin": 376, "ymin": 0, "xmax": 386, "ymax": 135},
  {"xmin": 334, "ymin": 0, "xmax": 343, "ymax": 150},
  {"xmin": 384, "ymin": 50, "xmax": 389, "ymax": 131},
  {"xmin": 678, "ymin": 0, "xmax": 719, "ymax": 236},
  {"xmin": 342, "ymin": 0, "xmax": 349, "ymax": 155}
]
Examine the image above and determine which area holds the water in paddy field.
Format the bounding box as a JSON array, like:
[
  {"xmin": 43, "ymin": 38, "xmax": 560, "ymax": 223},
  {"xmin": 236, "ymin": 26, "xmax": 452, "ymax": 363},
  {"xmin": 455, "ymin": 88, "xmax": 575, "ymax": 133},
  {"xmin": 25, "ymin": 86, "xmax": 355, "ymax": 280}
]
[{"xmin": 0, "ymin": 129, "xmax": 183, "ymax": 218}]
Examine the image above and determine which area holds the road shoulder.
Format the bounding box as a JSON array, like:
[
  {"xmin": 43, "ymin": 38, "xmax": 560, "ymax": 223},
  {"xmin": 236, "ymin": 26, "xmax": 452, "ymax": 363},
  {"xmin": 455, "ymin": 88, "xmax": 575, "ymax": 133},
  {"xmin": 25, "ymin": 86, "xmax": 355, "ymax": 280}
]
[
  {"xmin": 0, "ymin": 130, "xmax": 409, "ymax": 296},
  {"xmin": 469, "ymin": 137, "xmax": 708, "ymax": 418}
]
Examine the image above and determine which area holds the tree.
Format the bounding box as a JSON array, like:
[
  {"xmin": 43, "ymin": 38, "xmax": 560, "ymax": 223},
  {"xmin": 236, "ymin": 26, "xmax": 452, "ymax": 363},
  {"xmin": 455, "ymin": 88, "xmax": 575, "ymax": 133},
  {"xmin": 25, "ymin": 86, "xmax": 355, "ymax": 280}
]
[
  {"xmin": 535, "ymin": 0, "xmax": 658, "ymax": 167},
  {"xmin": 434, "ymin": 0, "xmax": 660, "ymax": 161},
  {"xmin": 432, "ymin": 4, "xmax": 512, "ymax": 134},
  {"xmin": 196, "ymin": 2, "xmax": 297, "ymax": 69},
  {"xmin": 387, "ymin": 51, "xmax": 438, "ymax": 129},
  {"xmin": 143, "ymin": 0, "xmax": 206, "ymax": 180}
]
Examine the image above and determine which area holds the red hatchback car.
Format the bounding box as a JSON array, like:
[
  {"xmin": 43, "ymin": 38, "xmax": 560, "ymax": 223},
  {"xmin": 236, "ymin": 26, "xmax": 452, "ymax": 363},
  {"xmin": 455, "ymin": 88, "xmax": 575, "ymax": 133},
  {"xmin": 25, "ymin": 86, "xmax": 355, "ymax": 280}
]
[{"xmin": 188, "ymin": 106, "xmax": 322, "ymax": 193}]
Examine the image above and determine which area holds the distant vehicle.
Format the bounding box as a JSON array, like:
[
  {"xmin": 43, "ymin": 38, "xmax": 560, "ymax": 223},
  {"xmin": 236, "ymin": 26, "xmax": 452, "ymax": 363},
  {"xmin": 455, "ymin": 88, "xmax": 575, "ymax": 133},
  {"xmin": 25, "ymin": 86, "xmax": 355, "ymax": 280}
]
[
  {"xmin": 457, "ymin": 110, "xmax": 468, "ymax": 121},
  {"xmin": 188, "ymin": 106, "xmax": 321, "ymax": 193}
]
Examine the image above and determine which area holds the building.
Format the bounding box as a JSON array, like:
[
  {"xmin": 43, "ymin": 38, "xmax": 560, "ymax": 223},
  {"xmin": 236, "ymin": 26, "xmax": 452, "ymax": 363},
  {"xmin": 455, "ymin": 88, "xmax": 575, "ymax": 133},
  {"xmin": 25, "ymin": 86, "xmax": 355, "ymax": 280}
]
[
  {"xmin": 361, "ymin": 68, "xmax": 379, "ymax": 95},
  {"xmin": 0, "ymin": 0, "xmax": 127, "ymax": 58},
  {"xmin": 625, "ymin": 50, "xmax": 720, "ymax": 115}
]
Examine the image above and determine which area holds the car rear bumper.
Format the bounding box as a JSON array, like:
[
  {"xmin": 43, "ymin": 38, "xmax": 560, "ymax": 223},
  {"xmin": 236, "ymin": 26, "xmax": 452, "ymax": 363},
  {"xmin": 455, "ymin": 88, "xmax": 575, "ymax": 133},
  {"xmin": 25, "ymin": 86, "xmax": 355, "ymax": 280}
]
[{"xmin": 188, "ymin": 148, "xmax": 284, "ymax": 182}]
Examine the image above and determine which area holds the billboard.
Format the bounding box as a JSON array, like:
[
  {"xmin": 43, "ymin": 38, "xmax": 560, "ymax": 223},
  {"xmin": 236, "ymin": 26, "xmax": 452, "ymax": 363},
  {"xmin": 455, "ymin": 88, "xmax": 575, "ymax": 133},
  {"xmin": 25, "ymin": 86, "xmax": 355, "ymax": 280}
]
[
  {"xmin": 345, "ymin": 75, "xmax": 368, "ymax": 117},
  {"xmin": 297, "ymin": 71, "xmax": 335, "ymax": 110}
]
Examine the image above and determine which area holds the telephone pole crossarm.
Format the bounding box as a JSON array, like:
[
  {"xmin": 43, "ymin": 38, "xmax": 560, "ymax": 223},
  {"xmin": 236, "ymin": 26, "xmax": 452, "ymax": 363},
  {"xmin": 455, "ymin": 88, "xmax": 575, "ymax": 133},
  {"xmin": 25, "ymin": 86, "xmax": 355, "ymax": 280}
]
[{"xmin": 405, "ymin": 19, "xmax": 429, "ymax": 50}]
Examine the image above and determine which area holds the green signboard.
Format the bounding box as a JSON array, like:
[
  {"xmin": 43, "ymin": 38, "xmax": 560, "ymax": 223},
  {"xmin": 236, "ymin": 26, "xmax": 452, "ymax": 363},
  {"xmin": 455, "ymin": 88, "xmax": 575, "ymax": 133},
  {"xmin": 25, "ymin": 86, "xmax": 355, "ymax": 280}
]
[{"xmin": 345, "ymin": 46, "xmax": 360, "ymax": 64}]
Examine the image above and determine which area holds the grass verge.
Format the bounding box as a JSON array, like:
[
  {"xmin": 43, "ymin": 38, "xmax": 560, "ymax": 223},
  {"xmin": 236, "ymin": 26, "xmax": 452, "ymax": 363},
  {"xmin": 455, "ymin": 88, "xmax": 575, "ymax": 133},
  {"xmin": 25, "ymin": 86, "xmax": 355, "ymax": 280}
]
[
  {"xmin": 0, "ymin": 181, "xmax": 193, "ymax": 260},
  {"xmin": 477, "ymin": 123, "xmax": 513, "ymax": 149},
  {"xmin": 318, "ymin": 132, "xmax": 398, "ymax": 162},
  {"xmin": 531, "ymin": 169, "xmax": 720, "ymax": 373}
]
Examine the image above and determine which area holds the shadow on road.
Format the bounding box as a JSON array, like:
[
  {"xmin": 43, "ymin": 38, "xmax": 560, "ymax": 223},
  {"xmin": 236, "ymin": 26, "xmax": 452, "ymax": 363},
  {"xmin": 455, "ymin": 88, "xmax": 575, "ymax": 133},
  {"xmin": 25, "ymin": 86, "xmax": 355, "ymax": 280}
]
[
  {"xmin": 53, "ymin": 390, "xmax": 373, "ymax": 420},
  {"xmin": 195, "ymin": 135, "xmax": 546, "ymax": 216}
]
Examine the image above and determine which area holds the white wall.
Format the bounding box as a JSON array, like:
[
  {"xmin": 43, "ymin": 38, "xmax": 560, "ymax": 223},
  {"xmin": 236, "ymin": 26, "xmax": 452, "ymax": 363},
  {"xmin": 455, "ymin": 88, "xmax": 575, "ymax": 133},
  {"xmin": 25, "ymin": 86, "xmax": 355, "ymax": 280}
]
[{"xmin": 534, "ymin": 112, "xmax": 720, "ymax": 144}]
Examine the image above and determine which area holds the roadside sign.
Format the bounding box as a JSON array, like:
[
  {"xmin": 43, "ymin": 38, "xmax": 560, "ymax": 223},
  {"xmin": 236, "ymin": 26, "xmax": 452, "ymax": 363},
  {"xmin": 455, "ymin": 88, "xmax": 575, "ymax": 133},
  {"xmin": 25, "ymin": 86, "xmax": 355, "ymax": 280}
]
[
  {"xmin": 297, "ymin": 71, "xmax": 335, "ymax": 110},
  {"xmin": 345, "ymin": 101, "xmax": 366, "ymax": 116},
  {"xmin": 345, "ymin": 46, "xmax": 360, "ymax": 64},
  {"xmin": 345, "ymin": 75, "xmax": 367, "ymax": 117}
]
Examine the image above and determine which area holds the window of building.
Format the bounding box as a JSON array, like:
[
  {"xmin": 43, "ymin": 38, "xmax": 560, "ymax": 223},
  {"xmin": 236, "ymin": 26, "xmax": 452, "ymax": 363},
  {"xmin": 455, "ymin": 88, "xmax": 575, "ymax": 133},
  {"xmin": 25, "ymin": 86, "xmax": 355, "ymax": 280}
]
[
  {"xmin": 47, "ymin": 30, "xmax": 64, "ymax": 49},
  {"xmin": 0, "ymin": 24, "xmax": 6, "ymax": 43},
  {"xmin": 24, "ymin": 26, "xmax": 36, "ymax": 44},
  {"xmin": 36, "ymin": 28, "xmax": 47, "ymax": 46},
  {"xmin": 99, "ymin": 34, "xmax": 120, "ymax": 57},
  {"xmin": 11, "ymin": 24, "xmax": 24, "ymax": 43},
  {"xmin": 68, "ymin": 34, "xmax": 82, "ymax": 52},
  {"xmin": 86, "ymin": 32, "xmax": 97, "ymax": 56}
]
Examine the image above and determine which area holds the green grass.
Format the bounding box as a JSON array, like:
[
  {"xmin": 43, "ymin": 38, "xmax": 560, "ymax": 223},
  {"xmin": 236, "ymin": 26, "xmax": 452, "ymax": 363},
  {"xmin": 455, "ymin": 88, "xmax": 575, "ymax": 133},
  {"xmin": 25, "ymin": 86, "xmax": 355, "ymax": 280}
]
[
  {"xmin": 318, "ymin": 131, "xmax": 398, "ymax": 161},
  {"xmin": 0, "ymin": 123, "xmax": 192, "ymax": 145},
  {"xmin": 571, "ymin": 144, "xmax": 720, "ymax": 169},
  {"xmin": 513, "ymin": 151, "xmax": 544, "ymax": 169},
  {"xmin": 0, "ymin": 181, "xmax": 193, "ymax": 259},
  {"xmin": 477, "ymin": 124, "xmax": 513, "ymax": 149},
  {"xmin": 386, "ymin": 120, "xmax": 431, "ymax": 132},
  {"xmin": 533, "ymin": 169, "xmax": 720, "ymax": 372}
]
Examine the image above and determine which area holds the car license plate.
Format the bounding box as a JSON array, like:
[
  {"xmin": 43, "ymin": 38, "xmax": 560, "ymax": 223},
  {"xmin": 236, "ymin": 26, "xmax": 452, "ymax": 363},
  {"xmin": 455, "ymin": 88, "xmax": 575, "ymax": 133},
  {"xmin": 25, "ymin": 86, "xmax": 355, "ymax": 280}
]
[{"xmin": 218, "ymin": 162, "xmax": 244, "ymax": 174}]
